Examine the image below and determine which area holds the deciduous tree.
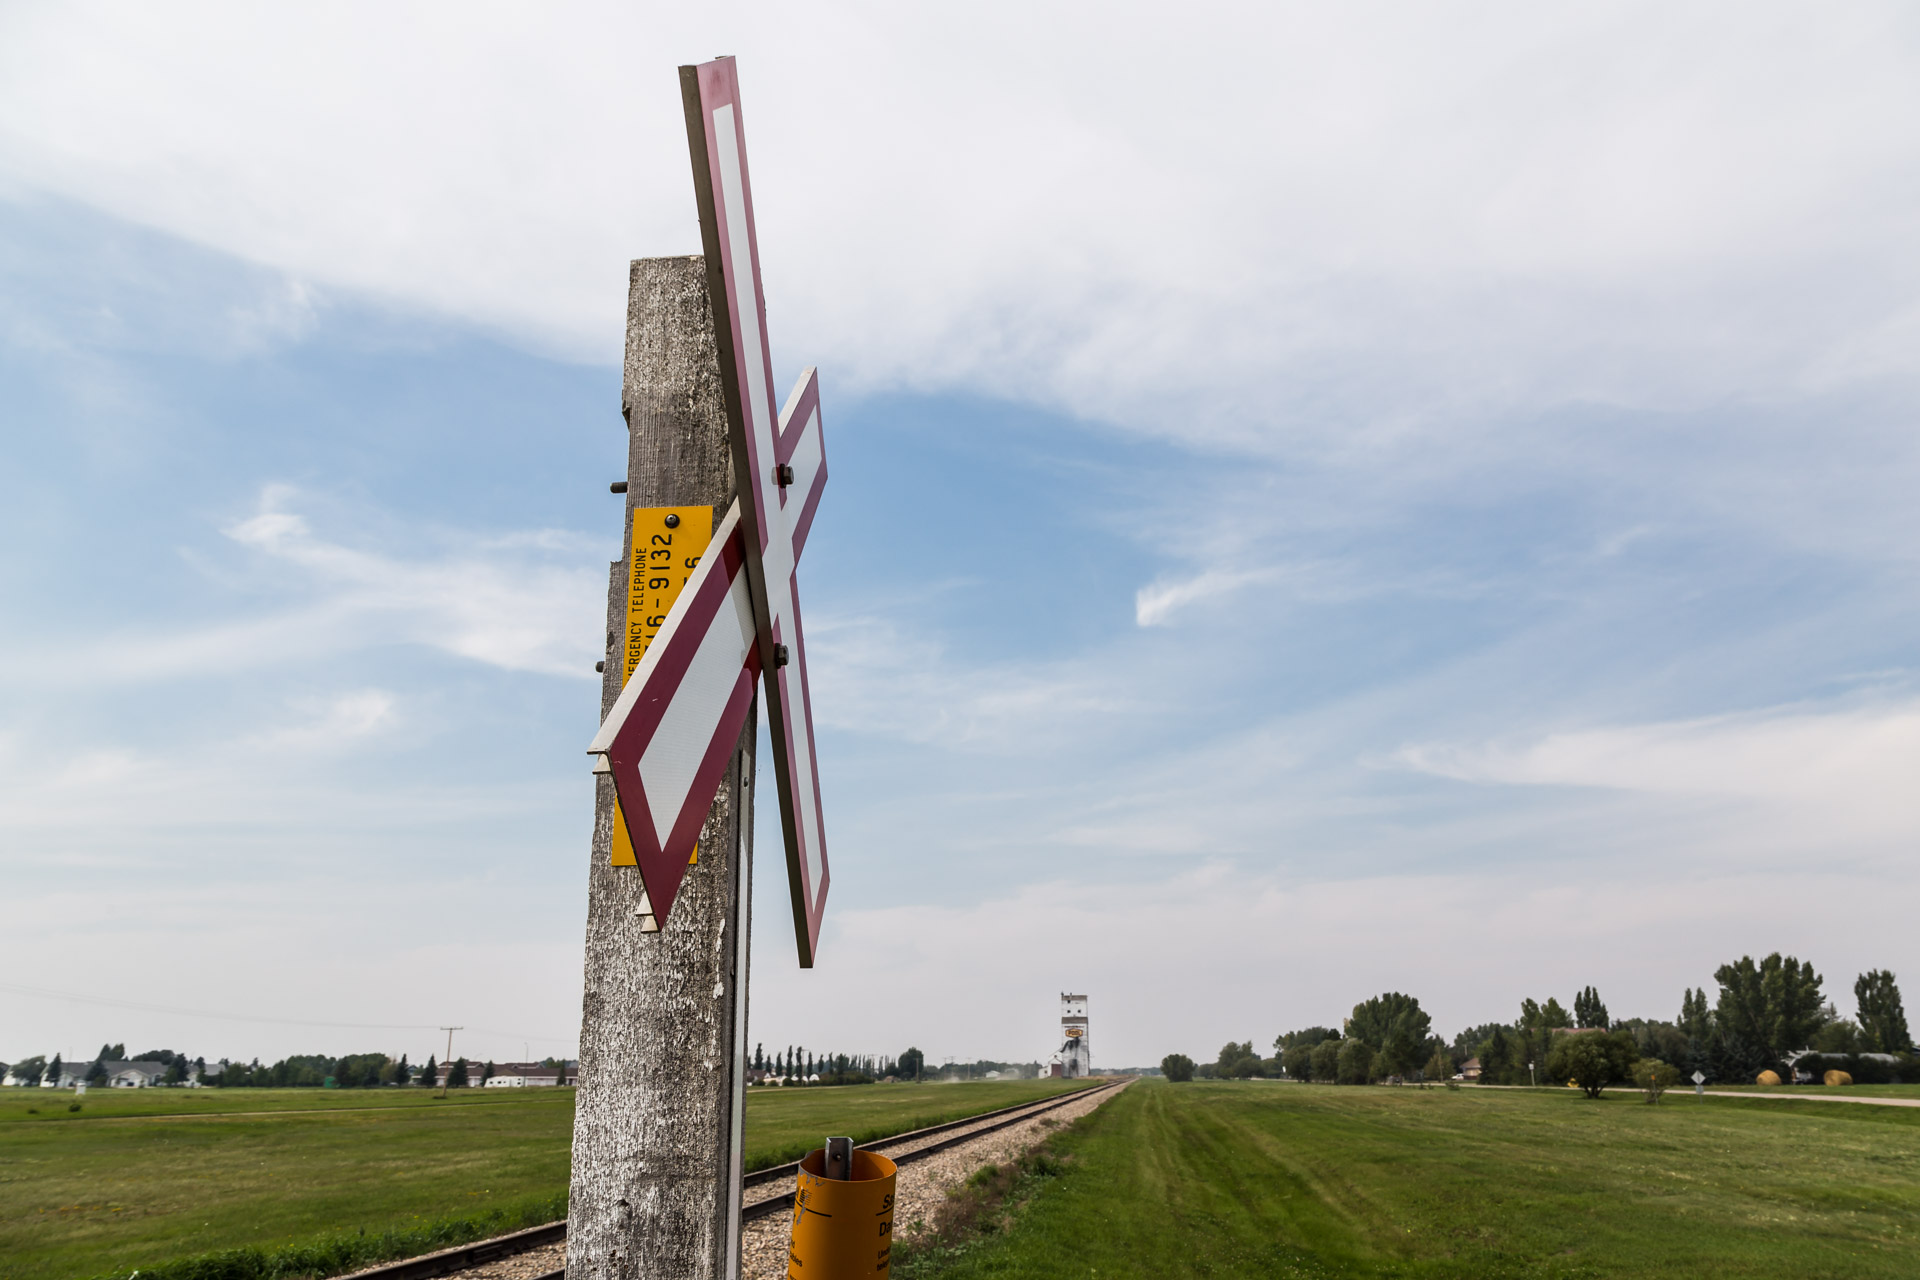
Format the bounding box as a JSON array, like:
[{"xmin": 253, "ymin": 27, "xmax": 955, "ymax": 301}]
[
  {"xmin": 1678, "ymin": 988, "xmax": 1712, "ymax": 1042},
  {"xmin": 1546, "ymin": 1031, "xmax": 1637, "ymax": 1098},
  {"xmin": 1336, "ymin": 1039, "xmax": 1375, "ymax": 1085},
  {"xmin": 1348, "ymin": 993, "xmax": 1431, "ymax": 1051},
  {"xmin": 1309, "ymin": 1040, "xmax": 1340, "ymax": 1083},
  {"xmin": 1215, "ymin": 1042, "xmax": 1264, "ymax": 1078},
  {"xmin": 1161, "ymin": 1053, "xmax": 1195, "ymax": 1083},
  {"xmin": 1714, "ymin": 953, "xmax": 1829, "ymax": 1064},
  {"xmin": 1856, "ymin": 970, "xmax": 1912, "ymax": 1053}
]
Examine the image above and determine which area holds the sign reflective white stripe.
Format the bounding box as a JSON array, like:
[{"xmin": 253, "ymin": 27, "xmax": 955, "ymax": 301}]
[
  {"xmin": 712, "ymin": 91, "xmax": 830, "ymax": 950},
  {"xmin": 639, "ymin": 561, "xmax": 757, "ymax": 844}
]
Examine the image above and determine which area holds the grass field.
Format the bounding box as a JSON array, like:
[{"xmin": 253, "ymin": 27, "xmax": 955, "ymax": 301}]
[
  {"xmin": 0, "ymin": 1079, "xmax": 1091, "ymax": 1280},
  {"xmin": 904, "ymin": 1080, "xmax": 1920, "ymax": 1280}
]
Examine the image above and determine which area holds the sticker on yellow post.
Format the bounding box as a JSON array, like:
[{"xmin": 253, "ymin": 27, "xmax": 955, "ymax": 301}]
[
  {"xmin": 611, "ymin": 505, "xmax": 713, "ymax": 869},
  {"xmin": 788, "ymin": 1148, "xmax": 897, "ymax": 1279}
]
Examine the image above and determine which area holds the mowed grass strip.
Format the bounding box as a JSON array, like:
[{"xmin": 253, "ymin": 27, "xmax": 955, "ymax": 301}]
[
  {"xmin": 0, "ymin": 1079, "xmax": 1091, "ymax": 1280},
  {"xmin": 907, "ymin": 1081, "xmax": 1920, "ymax": 1280}
]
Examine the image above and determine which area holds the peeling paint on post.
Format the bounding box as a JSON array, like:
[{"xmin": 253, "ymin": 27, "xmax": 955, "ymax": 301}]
[{"xmin": 566, "ymin": 255, "xmax": 753, "ymax": 1280}]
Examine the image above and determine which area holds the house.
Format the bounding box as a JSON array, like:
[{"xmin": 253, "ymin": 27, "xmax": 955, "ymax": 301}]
[
  {"xmin": 43, "ymin": 1060, "xmax": 172, "ymax": 1088},
  {"xmin": 452, "ymin": 1061, "xmax": 577, "ymax": 1087},
  {"xmin": 1458, "ymin": 1057, "xmax": 1482, "ymax": 1081}
]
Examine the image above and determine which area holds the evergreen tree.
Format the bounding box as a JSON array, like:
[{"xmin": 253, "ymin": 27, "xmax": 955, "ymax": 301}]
[
  {"xmin": 482, "ymin": 1061, "xmax": 495, "ymax": 1085},
  {"xmin": 421, "ymin": 1054, "xmax": 438, "ymax": 1087},
  {"xmin": 48, "ymin": 1054, "xmax": 63, "ymax": 1086},
  {"xmin": 1856, "ymin": 970, "xmax": 1913, "ymax": 1053},
  {"xmin": 396, "ymin": 1053, "xmax": 411, "ymax": 1086},
  {"xmin": 1574, "ymin": 986, "xmax": 1610, "ymax": 1029},
  {"xmin": 448, "ymin": 1058, "xmax": 470, "ymax": 1088}
]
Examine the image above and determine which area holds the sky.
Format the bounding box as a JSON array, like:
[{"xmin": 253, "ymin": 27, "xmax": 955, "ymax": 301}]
[{"xmin": 2, "ymin": 2, "xmax": 1918, "ymax": 1072}]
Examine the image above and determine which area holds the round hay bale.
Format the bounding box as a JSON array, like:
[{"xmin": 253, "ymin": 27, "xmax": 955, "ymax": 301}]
[
  {"xmin": 1823, "ymin": 1069, "xmax": 1853, "ymax": 1087},
  {"xmin": 1756, "ymin": 1069, "xmax": 1782, "ymax": 1086}
]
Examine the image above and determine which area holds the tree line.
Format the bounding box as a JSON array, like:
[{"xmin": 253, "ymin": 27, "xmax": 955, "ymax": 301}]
[
  {"xmin": 2, "ymin": 1043, "xmax": 578, "ymax": 1089},
  {"xmin": 1160, "ymin": 958, "xmax": 1913, "ymax": 1096}
]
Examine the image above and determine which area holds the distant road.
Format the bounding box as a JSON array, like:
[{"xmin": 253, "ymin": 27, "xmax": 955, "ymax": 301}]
[
  {"xmin": 1696, "ymin": 1089, "xmax": 1920, "ymax": 1109},
  {"xmin": 1465, "ymin": 1081, "xmax": 1920, "ymax": 1109}
]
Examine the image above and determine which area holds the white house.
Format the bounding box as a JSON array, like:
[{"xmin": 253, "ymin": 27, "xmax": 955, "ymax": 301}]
[{"xmin": 40, "ymin": 1059, "xmax": 173, "ymax": 1088}]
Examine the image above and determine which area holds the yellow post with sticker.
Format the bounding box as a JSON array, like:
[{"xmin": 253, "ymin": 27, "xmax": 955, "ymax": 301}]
[
  {"xmin": 787, "ymin": 1141, "xmax": 896, "ymax": 1280},
  {"xmin": 611, "ymin": 505, "xmax": 713, "ymax": 869}
]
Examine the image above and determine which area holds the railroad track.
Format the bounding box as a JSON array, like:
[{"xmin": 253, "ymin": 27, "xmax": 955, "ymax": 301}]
[
  {"xmin": 739, "ymin": 1077, "xmax": 1121, "ymax": 1223},
  {"xmin": 343, "ymin": 1080, "xmax": 1118, "ymax": 1280}
]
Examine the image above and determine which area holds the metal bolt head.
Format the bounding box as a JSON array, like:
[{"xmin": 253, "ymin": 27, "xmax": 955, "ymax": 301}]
[
  {"xmin": 595, "ymin": 661, "xmax": 605, "ymax": 673},
  {"xmin": 772, "ymin": 643, "xmax": 790, "ymax": 668},
  {"xmin": 610, "ymin": 481, "xmax": 628, "ymax": 494},
  {"xmin": 665, "ymin": 513, "xmax": 681, "ymax": 528}
]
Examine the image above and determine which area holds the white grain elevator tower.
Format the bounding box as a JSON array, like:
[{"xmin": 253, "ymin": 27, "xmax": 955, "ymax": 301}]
[{"xmin": 1056, "ymin": 992, "xmax": 1091, "ymax": 1078}]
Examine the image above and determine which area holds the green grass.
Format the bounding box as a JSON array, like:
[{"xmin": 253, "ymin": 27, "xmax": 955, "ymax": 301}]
[
  {"xmin": 904, "ymin": 1080, "xmax": 1920, "ymax": 1280},
  {"xmin": 0, "ymin": 1079, "xmax": 1090, "ymax": 1280}
]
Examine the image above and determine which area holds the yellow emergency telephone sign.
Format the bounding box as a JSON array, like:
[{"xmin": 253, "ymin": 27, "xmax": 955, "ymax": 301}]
[{"xmin": 611, "ymin": 505, "xmax": 713, "ymax": 868}]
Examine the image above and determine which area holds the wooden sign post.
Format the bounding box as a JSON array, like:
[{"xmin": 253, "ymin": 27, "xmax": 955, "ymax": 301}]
[
  {"xmin": 568, "ymin": 58, "xmax": 831, "ymax": 1280},
  {"xmin": 566, "ymin": 255, "xmax": 758, "ymax": 1280}
]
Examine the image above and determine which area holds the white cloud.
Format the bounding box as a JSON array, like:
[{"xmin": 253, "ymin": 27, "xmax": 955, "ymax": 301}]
[
  {"xmin": 808, "ymin": 612, "xmax": 1117, "ymax": 748},
  {"xmin": 22, "ymin": 487, "xmax": 608, "ymax": 685},
  {"xmin": 1395, "ymin": 698, "xmax": 1920, "ymax": 844},
  {"xmin": 1135, "ymin": 567, "xmax": 1283, "ymax": 627},
  {"xmin": 256, "ymin": 689, "xmax": 397, "ymax": 751},
  {"xmin": 2, "ymin": 3, "xmax": 1917, "ymax": 450}
]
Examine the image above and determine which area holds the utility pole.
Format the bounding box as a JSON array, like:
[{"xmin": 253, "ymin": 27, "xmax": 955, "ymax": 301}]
[
  {"xmin": 565, "ymin": 255, "xmax": 756, "ymax": 1280},
  {"xmin": 437, "ymin": 1027, "xmax": 462, "ymax": 1098}
]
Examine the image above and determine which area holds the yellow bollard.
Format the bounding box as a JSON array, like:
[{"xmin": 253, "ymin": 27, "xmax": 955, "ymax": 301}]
[{"xmin": 787, "ymin": 1146, "xmax": 897, "ymax": 1279}]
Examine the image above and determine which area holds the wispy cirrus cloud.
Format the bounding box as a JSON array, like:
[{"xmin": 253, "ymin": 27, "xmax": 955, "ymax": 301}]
[
  {"xmin": 3, "ymin": 487, "xmax": 609, "ymax": 688},
  {"xmin": 1393, "ymin": 696, "xmax": 1920, "ymax": 845}
]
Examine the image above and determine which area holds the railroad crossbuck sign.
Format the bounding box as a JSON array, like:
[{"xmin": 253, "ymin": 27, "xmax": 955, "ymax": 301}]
[{"xmin": 589, "ymin": 57, "xmax": 832, "ymax": 966}]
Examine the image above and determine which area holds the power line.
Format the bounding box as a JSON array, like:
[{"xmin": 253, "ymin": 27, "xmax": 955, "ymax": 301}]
[{"xmin": 0, "ymin": 981, "xmax": 571, "ymax": 1043}]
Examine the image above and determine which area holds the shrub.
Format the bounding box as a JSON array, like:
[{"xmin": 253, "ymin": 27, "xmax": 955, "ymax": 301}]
[
  {"xmin": 1160, "ymin": 1053, "xmax": 1195, "ymax": 1083},
  {"xmin": 1633, "ymin": 1058, "xmax": 1677, "ymax": 1104}
]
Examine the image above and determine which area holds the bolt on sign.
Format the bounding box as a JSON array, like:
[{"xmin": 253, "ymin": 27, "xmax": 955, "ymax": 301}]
[
  {"xmin": 610, "ymin": 506, "xmax": 712, "ymax": 882},
  {"xmin": 590, "ymin": 56, "xmax": 832, "ymax": 966}
]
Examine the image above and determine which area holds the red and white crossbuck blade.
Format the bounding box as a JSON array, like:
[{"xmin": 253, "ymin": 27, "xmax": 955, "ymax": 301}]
[{"xmin": 589, "ymin": 57, "xmax": 831, "ymax": 966}]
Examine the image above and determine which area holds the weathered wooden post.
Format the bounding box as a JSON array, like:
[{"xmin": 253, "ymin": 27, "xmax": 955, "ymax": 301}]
[
  {"xmin": 568, "ymin": 57, "xmax": 834, "ymax": 1279},
  {"xmin": 565, "ymin": 255, "xmax": 757, "ymax": 1280}
]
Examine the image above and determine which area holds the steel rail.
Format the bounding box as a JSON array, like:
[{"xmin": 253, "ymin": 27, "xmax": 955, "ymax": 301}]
[
  {"xmin": 737, "ymin": 1079, "xmax": 1120, "ymax": 1224},
  {"xmin": 343, "ymin": 1081, "xmax": 1116, "ymax": 1280},
  {"xmin": 740, "ymin": 1078, "xmax": 1106, "ymax": 1189}
]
